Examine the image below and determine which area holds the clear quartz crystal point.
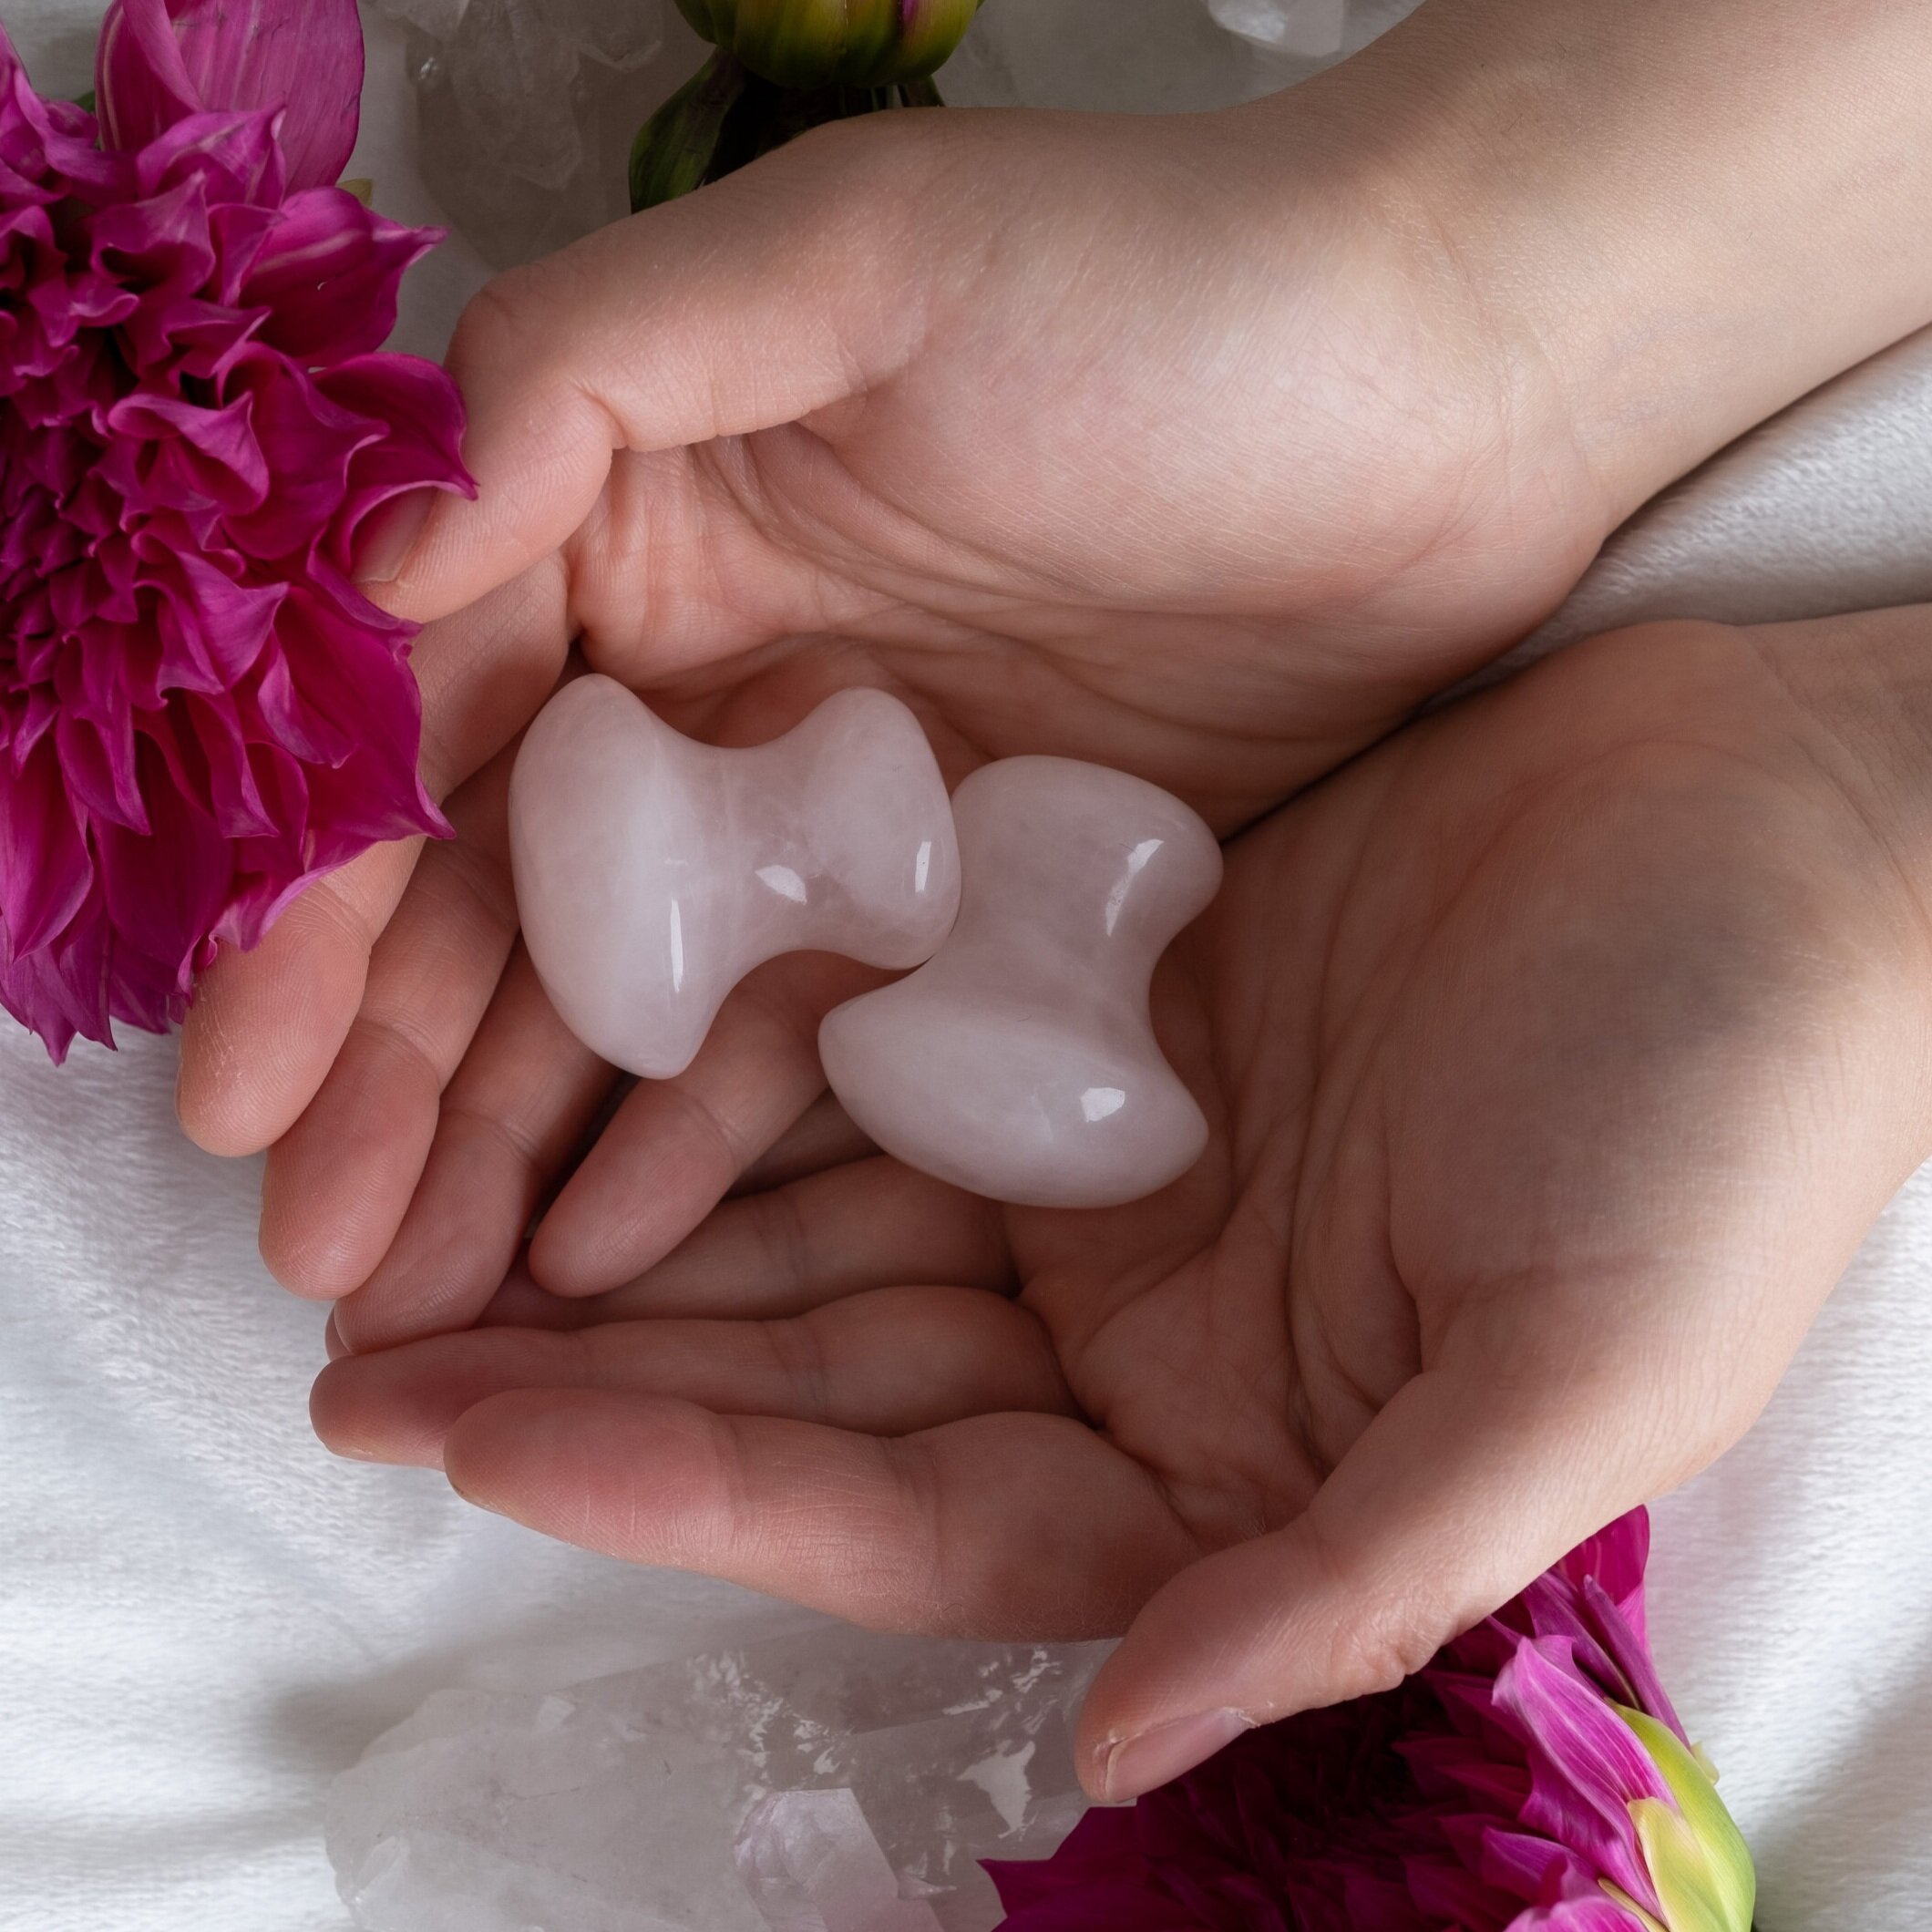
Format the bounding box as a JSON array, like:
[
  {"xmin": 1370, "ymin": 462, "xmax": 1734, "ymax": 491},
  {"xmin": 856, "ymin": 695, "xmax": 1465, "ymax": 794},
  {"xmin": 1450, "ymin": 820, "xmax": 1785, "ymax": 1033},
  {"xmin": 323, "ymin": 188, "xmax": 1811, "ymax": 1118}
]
[
  {"xmin": 736, "ymin": 1791, "xmax": 947, "ymax": 1932},
  {"xmin": 510, "ymin": 676, "xmax": 961, "ymax": 1082},
  {"xmin": 326, "ymin": 1631, "xmax": 1105, "ymax": 1932},
  {"xmin": 820, "ymin": 756, "xmax": 1223, "ymax": 1209}
]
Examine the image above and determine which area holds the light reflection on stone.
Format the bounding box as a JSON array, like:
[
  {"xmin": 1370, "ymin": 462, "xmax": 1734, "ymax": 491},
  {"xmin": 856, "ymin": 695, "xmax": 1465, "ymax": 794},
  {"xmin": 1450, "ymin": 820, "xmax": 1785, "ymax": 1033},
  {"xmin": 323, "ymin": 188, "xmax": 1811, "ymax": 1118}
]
[{"xmin": 510, "ymin": 677, "xmax": 961, "ymax": 1082}]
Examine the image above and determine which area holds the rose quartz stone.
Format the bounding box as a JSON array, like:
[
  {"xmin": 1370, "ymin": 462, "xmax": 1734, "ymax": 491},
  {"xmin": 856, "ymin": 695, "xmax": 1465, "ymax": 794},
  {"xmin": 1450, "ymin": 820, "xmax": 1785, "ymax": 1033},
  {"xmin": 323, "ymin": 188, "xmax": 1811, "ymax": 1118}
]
[
  {"xmin": 819, "ymin": 756, "xmax": 1223, "ymax": 1209},
  {"xmin": 509, "ymin": 676, "xmax": 961, "ymax": 1080}
]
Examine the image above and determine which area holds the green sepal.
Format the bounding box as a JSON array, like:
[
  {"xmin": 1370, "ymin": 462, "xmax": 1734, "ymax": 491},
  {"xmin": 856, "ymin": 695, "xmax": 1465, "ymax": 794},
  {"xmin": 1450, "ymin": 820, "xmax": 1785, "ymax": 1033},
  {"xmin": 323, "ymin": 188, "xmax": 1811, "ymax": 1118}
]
[
  {"xmin": 630, "ymin": 50, "xmax": 754, "ymax": 213},
  {"xmin": 1618, "ymin": 1706, "xmax": 1757, "ymax": 1932},
  {"xmin": 631, "ymin": 57, "xmax": 950, "ymax": 212}
]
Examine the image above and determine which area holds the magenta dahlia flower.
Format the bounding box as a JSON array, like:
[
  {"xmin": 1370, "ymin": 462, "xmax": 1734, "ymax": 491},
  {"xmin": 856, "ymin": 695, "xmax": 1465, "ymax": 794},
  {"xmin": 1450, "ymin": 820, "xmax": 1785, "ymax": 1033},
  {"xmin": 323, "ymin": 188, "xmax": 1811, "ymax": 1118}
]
[
  {"xmin": 0, "ymin": 0, "xmax": 469, "ymax": 1062},
  {"xmin": 989, "ymin": 1512, "xmax": 1756, "ymax": 1932}
]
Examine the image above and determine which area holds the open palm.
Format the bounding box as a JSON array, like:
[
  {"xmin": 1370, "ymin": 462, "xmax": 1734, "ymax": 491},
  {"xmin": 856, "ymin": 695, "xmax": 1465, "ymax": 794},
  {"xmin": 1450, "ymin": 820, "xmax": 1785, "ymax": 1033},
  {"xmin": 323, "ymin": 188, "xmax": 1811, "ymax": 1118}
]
[
  {"xmin": 170, "ymin": 78, "xmax": 1652, "ymax": 1325},
  {"xmin": 314, "ymin": 611, "xmax": 1932, "ymax": 1796}
]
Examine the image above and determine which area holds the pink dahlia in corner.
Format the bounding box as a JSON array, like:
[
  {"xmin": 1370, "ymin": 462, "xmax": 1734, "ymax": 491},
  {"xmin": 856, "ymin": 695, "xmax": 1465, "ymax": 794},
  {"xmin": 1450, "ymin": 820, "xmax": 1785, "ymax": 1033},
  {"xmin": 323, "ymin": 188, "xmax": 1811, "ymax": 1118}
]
[
  {"xmin": 0, "ymin": 0, "xmax": 469, "ymax": 1061},
  {"xmin": 989, "ymin": 1512, "xmax": 1757, "ymax": 1932}
]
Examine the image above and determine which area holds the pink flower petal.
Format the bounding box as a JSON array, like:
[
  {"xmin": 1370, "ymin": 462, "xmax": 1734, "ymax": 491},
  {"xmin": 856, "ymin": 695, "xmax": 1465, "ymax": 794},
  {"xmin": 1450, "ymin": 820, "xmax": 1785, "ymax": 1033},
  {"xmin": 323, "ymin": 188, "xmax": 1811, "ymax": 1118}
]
[
  {"xmin": 1515, "ymin": 1900, "xmax": 1649, "ymax": 1932},
  {"xmin": 0, "ymin": 735, "xmax": 91, "ymax": 959},
  {"xmin": 318, "ymin": 353, "xmax": 474, "ymax": 571},
  {"xmin": 241, "ymin": 190, "xmax": 439, "ymax": 361},
  {"xmin": 1494, "ymin": 1640, "xmax": 1668, "ymax": 1915},
  {"xmin": 105, "ymin": 389, "xmax": 269, "ymax": 519},
  {"xmin": 0, "ymin": 901, "xmax": 112, "ymax": 1062},
  {"xmin": 1556, "ymin": 1511, "xmax": 1651, "ymax": 1641},
  {"xmin": 95, "ymin": 736, "xmax": 230, "ymax": 983},
  {"xmin": 54, "ymin": 702, "xmax": 147, "ymax": 836},
  {"xmin": 1403, "ymin": 1853, "xmax": 1519, "ymax": 1931},
  {"xmin": 87, "ymin": 171, "xmax": 218, "ymax": 299},
  {"xmin": 214, "ymin": 349, "xmax": 380, "ymax": 559},
  {"xmin": 97, "ymin": 0, "xmax": 363, "ymax": 189},
  {"xmin": 134, "ymin": 106, "xmax": 284, "ymax": 208},
  {"xmin": 183, "ymin": 694, "xmax": 276, "ymax": 843},
  {"xmin": 1580, "ymin": 1575, "xmax": 1687, "ymax": 1742}
]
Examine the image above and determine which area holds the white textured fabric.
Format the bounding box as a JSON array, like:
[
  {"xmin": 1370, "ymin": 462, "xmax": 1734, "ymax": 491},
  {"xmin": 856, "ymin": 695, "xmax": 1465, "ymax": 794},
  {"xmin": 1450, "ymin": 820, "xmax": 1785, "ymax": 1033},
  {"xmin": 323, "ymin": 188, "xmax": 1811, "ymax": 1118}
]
[
  {"xmin": 1468, "ymin": 323, "xmax": 1932, "ymax": 685},
  {"xmin": 4, "ymin": 4, "xmax": 1932, "ymax": 1929}
]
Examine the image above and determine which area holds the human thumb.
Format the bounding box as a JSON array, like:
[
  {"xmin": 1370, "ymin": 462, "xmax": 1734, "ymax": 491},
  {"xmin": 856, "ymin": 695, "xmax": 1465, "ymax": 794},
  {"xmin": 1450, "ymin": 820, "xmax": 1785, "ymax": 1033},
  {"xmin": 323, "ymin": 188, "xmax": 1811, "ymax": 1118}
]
[
  {"xmin": 362, "ymin": 116, "xmax": 944, "ymax": 626},
  {"xmin": 1076, "ymin": 1358, "xmax": 1671, "ymax": 1803}
]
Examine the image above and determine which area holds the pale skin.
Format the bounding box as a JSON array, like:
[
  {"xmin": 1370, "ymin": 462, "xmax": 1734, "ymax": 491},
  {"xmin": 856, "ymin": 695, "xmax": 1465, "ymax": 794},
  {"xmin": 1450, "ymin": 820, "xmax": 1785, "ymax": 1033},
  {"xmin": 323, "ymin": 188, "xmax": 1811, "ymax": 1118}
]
[{"xmin": 175, "ymin": 0, "xmax": 1932, "ymax": 1799}]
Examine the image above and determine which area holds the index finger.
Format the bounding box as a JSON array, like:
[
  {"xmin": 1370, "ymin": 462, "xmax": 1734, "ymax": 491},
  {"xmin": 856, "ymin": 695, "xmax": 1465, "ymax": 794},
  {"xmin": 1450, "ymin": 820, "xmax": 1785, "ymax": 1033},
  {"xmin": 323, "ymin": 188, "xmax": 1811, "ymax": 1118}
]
[{"xmin": 437, "ymin": 1393, "xmax": 1197, "ymax": 1639}]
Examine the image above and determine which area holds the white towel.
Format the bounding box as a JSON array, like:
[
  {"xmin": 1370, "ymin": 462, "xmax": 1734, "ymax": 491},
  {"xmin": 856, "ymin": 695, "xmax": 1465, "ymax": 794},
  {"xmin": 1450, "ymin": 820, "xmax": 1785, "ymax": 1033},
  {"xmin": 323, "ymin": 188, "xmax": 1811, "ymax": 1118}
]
[{"xmin": 4, "ymin": 4, "xmax": 1931, "ymax": 1927}]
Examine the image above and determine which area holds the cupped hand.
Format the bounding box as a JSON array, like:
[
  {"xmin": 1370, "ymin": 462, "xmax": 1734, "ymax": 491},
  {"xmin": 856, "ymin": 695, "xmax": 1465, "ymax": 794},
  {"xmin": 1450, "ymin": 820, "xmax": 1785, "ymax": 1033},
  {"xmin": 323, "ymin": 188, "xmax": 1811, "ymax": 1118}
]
[
  {"xmin": 310, "ymin": 606, "xmax": 1932, "ymax": 1800},
  {"xmin": 179, "ymin": 78, "xmax": 1619, "ymax": 1334},
  {"xmin": 178, "ymin": 0, "xmax": 1932, "ymax": 1343}
]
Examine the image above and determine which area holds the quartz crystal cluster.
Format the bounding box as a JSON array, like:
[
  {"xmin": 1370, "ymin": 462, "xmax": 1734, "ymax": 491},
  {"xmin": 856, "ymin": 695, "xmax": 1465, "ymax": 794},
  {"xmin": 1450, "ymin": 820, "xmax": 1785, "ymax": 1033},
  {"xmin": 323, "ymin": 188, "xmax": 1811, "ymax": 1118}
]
[
  {"xmin": 371, "ymin": 0, "xmax": 699, "ymax": 265},
  {"xmin": 327, "ymin": 1629, "xmax": 1105, "ymax": 1932},
  {"xmin": 373, "ymin": 0, "xmax": 1424, "ymax": 269}
]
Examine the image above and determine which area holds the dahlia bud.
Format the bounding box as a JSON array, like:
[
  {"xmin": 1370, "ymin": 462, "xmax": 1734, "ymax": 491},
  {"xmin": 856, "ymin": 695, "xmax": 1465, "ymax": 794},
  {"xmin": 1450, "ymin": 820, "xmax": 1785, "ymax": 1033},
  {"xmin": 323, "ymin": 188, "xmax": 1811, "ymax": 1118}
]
[
  {"xmin": 632, "ymin": 0, "xmax": 983, "ymax": 211},
  {"xmin": 672, "ymin": 0, "xmax": 983, "ymax": 89}
]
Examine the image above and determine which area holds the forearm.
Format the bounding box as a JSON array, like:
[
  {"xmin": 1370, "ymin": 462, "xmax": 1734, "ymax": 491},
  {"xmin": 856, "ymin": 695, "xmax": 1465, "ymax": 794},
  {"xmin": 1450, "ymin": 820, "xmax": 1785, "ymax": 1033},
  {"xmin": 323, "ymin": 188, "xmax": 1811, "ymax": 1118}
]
[{"xmin": 1295, "ymin": 0, "xmax": 1932, "ymax": 527}]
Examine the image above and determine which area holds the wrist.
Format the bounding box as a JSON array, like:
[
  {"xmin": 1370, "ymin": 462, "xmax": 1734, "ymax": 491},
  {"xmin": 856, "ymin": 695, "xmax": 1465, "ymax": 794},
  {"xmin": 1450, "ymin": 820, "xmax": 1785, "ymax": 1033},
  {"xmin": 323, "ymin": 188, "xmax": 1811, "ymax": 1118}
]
[
  {"xmin": 1302, "ymin": 0, "xmax": 1932, "ymax": 528},
  {"xmin": 1749, "ymin": 608, "xmax": 1932, "ymax": 879}
]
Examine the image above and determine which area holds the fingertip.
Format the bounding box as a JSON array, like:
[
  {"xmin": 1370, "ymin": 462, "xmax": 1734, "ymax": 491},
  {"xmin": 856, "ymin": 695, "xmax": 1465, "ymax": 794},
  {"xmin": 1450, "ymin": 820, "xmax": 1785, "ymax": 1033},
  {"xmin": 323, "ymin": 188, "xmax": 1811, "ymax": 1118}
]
[
  {"xmin": 475, "ymin": 1252, "xmax": 581, "ymax": 1330},
  {"xmin": 328, "ymin": 1112, "xmax": 560, "ymax": 1352},
  {"xmin": 176, "ymin": 968, "xmax": 279, "ymax": 1158},
  {"xmin": 525, "ymin": 1131, "xmax": 706, "ymax": 1299},
  {"xmin": 371, "ymin": 284, "xmax": 613, "ymax": 630},
  {"xmin": 177, "ymin": 889, "xmax": 380, "ymax": 1156},
  {"xmin": 349, "ymin": 485, "xmax": 437, "ymax": 592},
  {"xmin": 309, "ymin": 1359, "xmax": 356, "ymax": 1454},
  {"xmin": 440, "ymin": 1388, "xmax": 728, "ymax": 1554},
  {"xmin": 260, "ymin": 1226, "xmax": 351, "ymax": 1304},
  {"xmin": 1082, "ymin": 1707, "xmax": 1256, "ymax": 1805},
  {"xmin": 526, "ymin": 963, "xmax": 854, "ymax": 1300},
  {"xmin": 309, "ymin": 1358, "xmax": 424, "ymax": 1467},
  {"xmin": 523, "ymin": 1205, "xmax": 630, "ymax": 1300},
  {"xmin": 256, "ymin": 1027, "xmax": 444, "ymax": 1302},
  {"xmin": 358, "ymin": 481, "xmax": 505, "ymax": 629},
  {"xmin": 257, "ymin": 1169, "xmax": 367, "ymax": 1302},
  {"xmin": 310, "ymin": 1349, "xmax": 454, "ymax": 1469}
]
